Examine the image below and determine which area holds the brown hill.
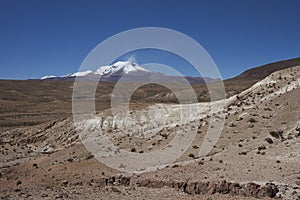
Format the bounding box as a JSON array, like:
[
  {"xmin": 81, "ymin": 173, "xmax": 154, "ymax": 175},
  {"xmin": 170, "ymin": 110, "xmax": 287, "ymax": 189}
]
[
  {"xmin": 0, "ymin": 64, "xmax": 299, "ymax": 200},
  {"xmin": 230, "ymin": 57, "xmax": 300, "ymax": 81},
  {"xmin": 0, "ymin": 57, "xmax": 299, "ymax": 131}
]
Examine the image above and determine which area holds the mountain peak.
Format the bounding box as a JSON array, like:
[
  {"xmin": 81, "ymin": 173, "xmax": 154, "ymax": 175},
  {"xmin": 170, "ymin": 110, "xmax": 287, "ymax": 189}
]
[
  {"xmin": 39, "ymin": 61, "xmax": 218, "ymax": 84},
  {"xmin": 94, "ymin": 61, "xmax": 148, "ymax": 76},
  {"xmin": 41, "ymin": 61, "xmax": 149, "ymax": 80}
]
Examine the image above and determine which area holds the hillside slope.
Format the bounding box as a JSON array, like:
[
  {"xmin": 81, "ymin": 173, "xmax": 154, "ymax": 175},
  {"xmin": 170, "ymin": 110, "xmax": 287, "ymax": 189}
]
[
  {"xmin": 1, "ymin": 65, "xmax": 299, "ymax": 199},
  {"xmin": 230, "ymin": 57, "xmax": 300, "ymax": 81},
  {"xmin": 0, "ymin": 58, "xmax": 299, "ymax": 131}
]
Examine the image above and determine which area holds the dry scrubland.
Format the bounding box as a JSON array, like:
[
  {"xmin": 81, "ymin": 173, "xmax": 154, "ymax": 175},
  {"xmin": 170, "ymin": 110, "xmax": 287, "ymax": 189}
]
[{"xmin": 0, "ymin": 59, "xmax": 300, "ymax": 199}]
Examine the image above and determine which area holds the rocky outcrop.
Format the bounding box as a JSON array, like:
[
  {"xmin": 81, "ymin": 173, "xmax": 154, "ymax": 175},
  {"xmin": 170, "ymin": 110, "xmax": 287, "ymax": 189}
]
[{"xmin": 104, "ymin": 175, "xmax": 279, "ymax": 198}]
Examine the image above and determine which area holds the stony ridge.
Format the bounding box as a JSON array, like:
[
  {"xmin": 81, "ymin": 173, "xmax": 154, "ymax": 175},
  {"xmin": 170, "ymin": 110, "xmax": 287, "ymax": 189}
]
[{"xmin": 105, "ymin": 175, "xmax": 279, "ymax": 198}]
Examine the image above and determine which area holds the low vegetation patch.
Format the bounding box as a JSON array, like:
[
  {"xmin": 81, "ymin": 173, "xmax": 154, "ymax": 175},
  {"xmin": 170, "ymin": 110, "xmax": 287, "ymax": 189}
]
[{"xmin": 269, "ymin": 130, "xmax": 283, "ymax": 139}]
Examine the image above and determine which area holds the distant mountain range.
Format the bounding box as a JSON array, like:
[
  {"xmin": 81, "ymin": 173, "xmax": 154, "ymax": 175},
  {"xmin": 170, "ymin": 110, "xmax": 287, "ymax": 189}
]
[{"xmin": 41, "ymin": 61, "xmax": 219, "ymax": 84}]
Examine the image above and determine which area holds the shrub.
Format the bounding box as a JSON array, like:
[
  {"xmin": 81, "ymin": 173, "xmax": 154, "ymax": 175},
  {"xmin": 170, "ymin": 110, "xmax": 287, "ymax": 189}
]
[
  {"xmin": 248, "ymin": 118, "xmax": 257, "ymax": 123},
  {"xmin": 269, "ymin": 130, "xmax": 283, "ymax": 139},
  {"xmin": 229, "ymin": 123, "xmax": 236, "ymax": 127},
  {"xmin": 265, "ymin": 138, "xmax": 273, "ymax": 144},
  {"xmin": 111, "ymin": 187, "xmax": 121, "ymax": 193},
  {"xmin": 258, "ymin": 145, "xmax": 266, "ymax": 151},
  {"xmin": 188, "ymin": 153, "xmax": 195, "ymax": 158},
  {"xmin": 16, "ymin": 180, "xmax": 22, "ymax": 186},
  {"xmin": 198, "ymin": 161, "xmax": 204, "ymax": 165},
  {"xmin": 85, "ymin": 154, "xmax": 94, "ymax": 160}
]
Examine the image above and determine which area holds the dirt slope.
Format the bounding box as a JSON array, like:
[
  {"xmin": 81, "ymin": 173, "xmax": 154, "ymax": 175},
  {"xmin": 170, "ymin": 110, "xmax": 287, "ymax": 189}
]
[{"xmin": 0, "ymin": 66, "xmax": 299, "ymax": 199}]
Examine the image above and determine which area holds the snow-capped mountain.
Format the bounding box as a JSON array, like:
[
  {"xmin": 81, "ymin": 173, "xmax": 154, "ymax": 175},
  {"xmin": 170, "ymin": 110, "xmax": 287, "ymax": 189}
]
[
  {"xmin": 41, "ymin": 61, "xmax": 149, "ymax": 80},
  {"xmin": 40, "ymin": 61, "xmax": 219, "ymax": 84},
  {"xmin": 94, "ymin": 61, "xmax": 148, "ymax": 76}
]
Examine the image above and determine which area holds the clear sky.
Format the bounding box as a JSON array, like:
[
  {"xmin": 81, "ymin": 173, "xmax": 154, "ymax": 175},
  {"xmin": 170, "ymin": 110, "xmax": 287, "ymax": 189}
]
[{"xmin": 1, "ymin": 0, "xmax": 300, "ymax": 79}]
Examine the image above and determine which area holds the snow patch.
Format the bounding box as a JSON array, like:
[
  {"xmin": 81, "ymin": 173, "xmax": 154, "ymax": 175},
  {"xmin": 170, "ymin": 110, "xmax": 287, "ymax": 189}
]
[
  {"xmin": 67, "ymin": 70, "xmax": 93, "ymax": 77},
  {"xmin": 41, "ymin": 75, "xmax": 56, "ymax": 80}
]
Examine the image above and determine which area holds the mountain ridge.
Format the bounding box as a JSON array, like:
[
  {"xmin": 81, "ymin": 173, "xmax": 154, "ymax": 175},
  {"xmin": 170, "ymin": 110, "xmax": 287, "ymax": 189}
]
[
  {"xmin": 40, "ymin": 61, "xmax": 218, "ymax": 84},
  {"xmin": 40, "ymin": 57, "xmax": 300, "ymax": 83},
  {"xmin": 230, "ymin": 57, "xmax": 300, "ymax": 81},
  {"xmin": 41, "ymin": 61, "xmax": 149, "ymax": 80}
]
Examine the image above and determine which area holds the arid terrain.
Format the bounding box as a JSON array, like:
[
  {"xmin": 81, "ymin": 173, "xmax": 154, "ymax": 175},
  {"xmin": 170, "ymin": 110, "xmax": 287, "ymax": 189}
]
[{"xmin": 0, "ymin": 58, "xmax": 300, "ymax": 199}]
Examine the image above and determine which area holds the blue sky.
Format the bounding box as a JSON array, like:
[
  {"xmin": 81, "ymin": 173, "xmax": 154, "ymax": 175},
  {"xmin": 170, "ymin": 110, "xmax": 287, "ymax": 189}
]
[{"xmin": 1, "ymin": 0, "xmax": 300, "ymax": 79}]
